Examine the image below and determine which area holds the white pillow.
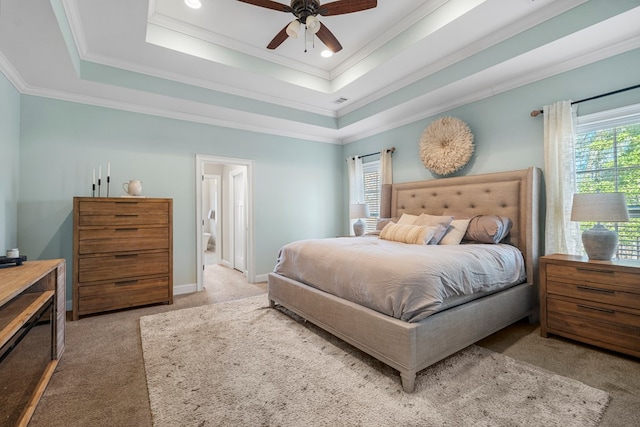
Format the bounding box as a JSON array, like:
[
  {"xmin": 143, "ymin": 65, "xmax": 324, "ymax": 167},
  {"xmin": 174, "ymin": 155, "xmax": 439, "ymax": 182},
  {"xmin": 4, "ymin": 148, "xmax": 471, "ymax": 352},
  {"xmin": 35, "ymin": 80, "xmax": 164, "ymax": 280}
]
[
  {"xmin": 397, "ymin": 213, "xmax": 419, "ymax": 225},
  {"xmin": 413, "ymin": 213, "xmax": 454, "ymax": 245},
  {"xmin": 379, "ymin": 223, "xmax": 437, "ymax": 245},
  {"xmin": 439, "ymin": 219, "xmax": 471, "ymax": 245}
]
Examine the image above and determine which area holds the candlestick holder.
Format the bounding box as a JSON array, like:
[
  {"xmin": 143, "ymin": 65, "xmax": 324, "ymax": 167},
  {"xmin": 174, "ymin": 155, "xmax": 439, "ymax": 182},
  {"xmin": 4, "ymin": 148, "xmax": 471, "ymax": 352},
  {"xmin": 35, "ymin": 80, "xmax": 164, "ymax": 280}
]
[
  {"xmin": 107, "ymin": 176, "xmax": 110, "ymax": 197},
  {"xmin": 98, "ymin": 178, "xmax": 101, "ymax": 197},
  {"xmin": 92, "ymin": 183, "xmax": 96, "ymax": 197}
]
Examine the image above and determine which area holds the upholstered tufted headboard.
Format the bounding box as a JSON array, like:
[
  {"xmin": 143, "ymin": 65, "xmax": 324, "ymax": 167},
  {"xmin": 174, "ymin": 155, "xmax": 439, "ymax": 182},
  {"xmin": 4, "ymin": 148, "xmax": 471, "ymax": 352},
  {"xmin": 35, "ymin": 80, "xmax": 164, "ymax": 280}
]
[{"xmin": 381, "ymin": 167, "xmax": 542, "ymax": 286}]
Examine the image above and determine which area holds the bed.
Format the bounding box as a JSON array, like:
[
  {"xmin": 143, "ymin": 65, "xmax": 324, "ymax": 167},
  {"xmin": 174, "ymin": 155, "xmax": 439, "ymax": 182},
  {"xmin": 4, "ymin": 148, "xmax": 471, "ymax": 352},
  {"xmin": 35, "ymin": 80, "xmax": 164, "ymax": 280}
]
[{"xmin": 268, "ymin": 167, "xmax": 541, "ymax": 392}]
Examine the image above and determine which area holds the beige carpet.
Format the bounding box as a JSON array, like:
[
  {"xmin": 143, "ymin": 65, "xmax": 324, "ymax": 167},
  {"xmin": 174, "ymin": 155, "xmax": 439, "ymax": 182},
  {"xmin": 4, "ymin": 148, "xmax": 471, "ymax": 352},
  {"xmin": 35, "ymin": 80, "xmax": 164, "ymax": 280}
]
[{"xmin": 140, "ymin": 295, "xmax": 610, "ymax": 427}]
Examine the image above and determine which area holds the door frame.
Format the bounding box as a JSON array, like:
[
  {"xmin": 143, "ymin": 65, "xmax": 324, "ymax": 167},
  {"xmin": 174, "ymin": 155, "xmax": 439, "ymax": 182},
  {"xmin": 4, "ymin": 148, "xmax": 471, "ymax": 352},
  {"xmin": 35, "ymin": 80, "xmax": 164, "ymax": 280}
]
[
  {"xmin": 229, "ymin": 167, "xmax": 247, "ymax": 273},
  {"xmin": 204, "ymin": 173, "xmax": 222, "ymax": 265},
  {"xmin": 195, "ymin": 154, "xmax": 255, "ymax": 291}
]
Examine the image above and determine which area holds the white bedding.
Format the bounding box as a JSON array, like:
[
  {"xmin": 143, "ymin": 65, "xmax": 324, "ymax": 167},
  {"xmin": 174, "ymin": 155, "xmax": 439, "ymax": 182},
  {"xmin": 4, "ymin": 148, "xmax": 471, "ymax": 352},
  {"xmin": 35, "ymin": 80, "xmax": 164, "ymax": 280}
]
[{"xmin": 273, "ymin": 236, "xmax": 526, "ymax": 322}]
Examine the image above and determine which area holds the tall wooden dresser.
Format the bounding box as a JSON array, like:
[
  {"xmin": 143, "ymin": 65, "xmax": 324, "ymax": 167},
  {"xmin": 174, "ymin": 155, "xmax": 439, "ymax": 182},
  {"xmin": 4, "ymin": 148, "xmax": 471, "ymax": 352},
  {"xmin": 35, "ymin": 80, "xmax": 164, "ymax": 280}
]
[{"xmin": 72, "ymin": 197, "xmax": 173, "ymax": 320}]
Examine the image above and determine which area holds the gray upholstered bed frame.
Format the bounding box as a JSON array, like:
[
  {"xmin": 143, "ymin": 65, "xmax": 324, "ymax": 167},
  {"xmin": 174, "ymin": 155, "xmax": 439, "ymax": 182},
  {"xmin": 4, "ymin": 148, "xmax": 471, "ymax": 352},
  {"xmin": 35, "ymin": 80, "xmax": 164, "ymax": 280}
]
[{"xmin": 268, "ymin": 167, "xmax": 542, "ymax": 392}]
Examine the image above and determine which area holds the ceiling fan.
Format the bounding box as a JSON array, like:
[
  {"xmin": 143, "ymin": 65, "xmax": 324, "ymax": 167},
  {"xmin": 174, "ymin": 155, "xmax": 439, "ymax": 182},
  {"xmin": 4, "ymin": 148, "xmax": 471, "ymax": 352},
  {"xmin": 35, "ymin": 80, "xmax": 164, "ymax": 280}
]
[{"xmin": 237, "ymin": 0, "xmax": 378, "ymax": 53}]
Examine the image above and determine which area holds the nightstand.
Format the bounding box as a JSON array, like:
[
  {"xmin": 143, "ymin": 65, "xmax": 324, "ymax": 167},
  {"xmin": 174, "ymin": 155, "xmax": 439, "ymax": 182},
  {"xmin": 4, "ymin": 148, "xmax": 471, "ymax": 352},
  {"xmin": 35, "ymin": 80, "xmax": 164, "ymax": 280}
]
[{"xmin": 540, "ymin": 254, "xmax": 640, "ymax": 357}]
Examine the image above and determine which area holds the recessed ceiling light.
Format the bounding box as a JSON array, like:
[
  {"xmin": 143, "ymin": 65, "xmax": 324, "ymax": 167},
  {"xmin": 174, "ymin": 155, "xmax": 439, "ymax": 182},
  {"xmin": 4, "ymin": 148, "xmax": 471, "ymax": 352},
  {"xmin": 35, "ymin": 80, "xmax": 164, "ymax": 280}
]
[
  {"xmin": 185, "ymin": 0, "xmax": 202, "ymax": 9},
  {"xmin": 321, "ymin": 50, "xmax": 333, "ymax": 58}
]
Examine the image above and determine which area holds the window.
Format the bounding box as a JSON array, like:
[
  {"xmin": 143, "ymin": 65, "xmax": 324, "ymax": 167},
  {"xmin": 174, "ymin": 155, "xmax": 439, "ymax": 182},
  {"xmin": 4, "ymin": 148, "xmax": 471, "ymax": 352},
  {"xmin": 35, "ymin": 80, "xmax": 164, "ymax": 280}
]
[
  {"xmin": 575, "ymin": 104, "xmax": 640, "ymax": 260},
  {"xmin": 362, "ymin": 160, "xmax": 381, "ymax": 232}
]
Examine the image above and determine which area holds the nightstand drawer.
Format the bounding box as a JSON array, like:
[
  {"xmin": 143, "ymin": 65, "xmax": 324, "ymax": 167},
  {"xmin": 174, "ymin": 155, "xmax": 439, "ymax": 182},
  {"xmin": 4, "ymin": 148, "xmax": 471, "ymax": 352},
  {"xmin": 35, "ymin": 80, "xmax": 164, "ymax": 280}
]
[
  {"xmin": 545, "ymin": 263, "xmax": 639, "ymax": 289},
  {"xmin": 77, "ymin": 276, "xmax": 170, "ymax": 314},
  {"xmin": 546, "ymin": 279, "xmax": 640, "ymax": 309},
  {"xmin": 547, "ymin": 297, "xmax": 640, "ymax": 353}
]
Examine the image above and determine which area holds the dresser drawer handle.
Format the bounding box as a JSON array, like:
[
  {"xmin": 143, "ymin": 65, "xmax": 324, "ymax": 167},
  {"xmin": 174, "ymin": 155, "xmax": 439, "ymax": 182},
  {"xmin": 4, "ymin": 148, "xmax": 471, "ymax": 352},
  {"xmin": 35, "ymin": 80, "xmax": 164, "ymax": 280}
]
[
  {"xmin": 115, "ymin": 214, "xmax": 139, "ymax": 217},
  {"xmin": 576, "ymin": 267, "xmax": 614, "ymax": 274},
  {"xmin": 576, "ymin": 285, "xmax": 614, "ymax": 294},
  {"xmin": 115, "ymin": 280, "xmax": 139, "ymax": 286},
  {"xmin": 577, "ymin": 304, "xmax": 615, "ymax": 314},
  {"xmin": 115, "ymin": 228, "xmax": 139, "ymax": 232},
  {"xmin": 114, "ymin": 254, "xmax": 139, "ymax": 258}
]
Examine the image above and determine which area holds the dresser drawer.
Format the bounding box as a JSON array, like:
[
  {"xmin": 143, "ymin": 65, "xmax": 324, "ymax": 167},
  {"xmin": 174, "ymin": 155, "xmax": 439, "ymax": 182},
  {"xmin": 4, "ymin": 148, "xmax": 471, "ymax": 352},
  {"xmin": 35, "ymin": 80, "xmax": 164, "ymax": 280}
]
[
  {"xmin": 546, "ymin": 279, "xmax": 640, "ymax": 309},
  {"xmin": 78, "ymin": 200, "xmax": 169, "ymax": 227},
  {"xmin": 78, "ymin": 227, "xmax": 169, "ymax": 254},
  {"xmin": 77, "ymin": 276, "xmax": 170, "ymax": 315},
  {"xmin": 78, "ymin": 251, "xmax": 169, "ymax": 283},
  {"xmin": 547, "ymin": 296, "xmax": 640, "ymax": 353},
  {"xmin": 545, "ymin": 263, "xmax": 639, "ymax": 290}
]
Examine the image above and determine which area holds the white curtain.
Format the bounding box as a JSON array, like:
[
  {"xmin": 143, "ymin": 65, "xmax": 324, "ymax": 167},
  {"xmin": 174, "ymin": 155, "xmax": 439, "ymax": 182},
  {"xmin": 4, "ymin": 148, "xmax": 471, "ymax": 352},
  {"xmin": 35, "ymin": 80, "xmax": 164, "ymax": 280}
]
[
  {"xmin": 380, "ymin": 148, "xmax": 393, "ymax": 186},
  {"xmin": 543, "ymin": 100, "xmax": 581, "ymax": 255}
]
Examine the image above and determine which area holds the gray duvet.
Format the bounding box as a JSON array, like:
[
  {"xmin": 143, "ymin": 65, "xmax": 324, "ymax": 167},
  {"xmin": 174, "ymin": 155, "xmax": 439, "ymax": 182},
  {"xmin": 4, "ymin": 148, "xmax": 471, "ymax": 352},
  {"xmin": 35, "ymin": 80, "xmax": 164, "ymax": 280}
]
[{"xmin": 273, "ymin": 236, "xmax": 526, "ymax": 322}]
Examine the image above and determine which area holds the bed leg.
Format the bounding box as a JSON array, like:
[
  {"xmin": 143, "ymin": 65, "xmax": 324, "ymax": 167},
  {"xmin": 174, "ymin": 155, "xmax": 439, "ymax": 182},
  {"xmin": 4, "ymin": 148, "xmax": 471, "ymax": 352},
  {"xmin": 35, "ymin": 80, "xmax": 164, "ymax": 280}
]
[
  {"xmin": 400, "ymin": 372, "xmax": 416, "ymax": 393},
  {"xmin": 269, "ymin": 298, "xmax": 276, "ymax": 308}
]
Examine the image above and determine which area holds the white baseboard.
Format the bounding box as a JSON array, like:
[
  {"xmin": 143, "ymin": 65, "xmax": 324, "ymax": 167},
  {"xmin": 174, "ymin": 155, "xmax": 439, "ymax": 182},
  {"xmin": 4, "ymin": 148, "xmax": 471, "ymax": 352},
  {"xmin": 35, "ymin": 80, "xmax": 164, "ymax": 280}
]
[
  {"xmin": 174, "ymin": 283, "xmax": 196, "ymax": 295},
  {"xmin": 255, "ymin": 273, "xmax": 268, "ymax": 283}
]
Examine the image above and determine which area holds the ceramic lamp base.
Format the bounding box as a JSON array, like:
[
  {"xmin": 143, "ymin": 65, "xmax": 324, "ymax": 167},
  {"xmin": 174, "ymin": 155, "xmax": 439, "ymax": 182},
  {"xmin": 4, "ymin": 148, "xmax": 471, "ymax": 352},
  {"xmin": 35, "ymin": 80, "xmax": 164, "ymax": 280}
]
[
  {"xmin": 582, "ymin": 224, "xmax": 618, "ymax": 261},
  {"xmin": 353, "ymin": 219, "xmax": 365, "ymax": 236}
]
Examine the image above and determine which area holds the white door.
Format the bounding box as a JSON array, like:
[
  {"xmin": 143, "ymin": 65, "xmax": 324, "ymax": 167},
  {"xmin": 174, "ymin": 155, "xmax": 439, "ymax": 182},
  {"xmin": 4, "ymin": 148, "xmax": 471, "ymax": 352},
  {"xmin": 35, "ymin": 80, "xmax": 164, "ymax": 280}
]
[{"xmin": 232, "ymin": 170, "xmax": 246, "ymax": 273}]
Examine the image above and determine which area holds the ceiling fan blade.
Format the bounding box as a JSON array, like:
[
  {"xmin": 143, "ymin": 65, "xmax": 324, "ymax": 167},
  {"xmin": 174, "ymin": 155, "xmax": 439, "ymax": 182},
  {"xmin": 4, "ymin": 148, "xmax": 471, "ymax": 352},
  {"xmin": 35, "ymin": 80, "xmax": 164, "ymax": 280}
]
[
  {"xmin": 267, "ymin": 24, "xmax": 290, "ymax": 49},
  {"xmin": 315, "ymin": 23, "xmax": 342, "ymax": 52},
  {"xmin": 236, "ymin": 0, "xmax": 292, "ymax": 13},
  {"xmin": 319, "ymin": 0, "xmax": 377, "ymax": 16}
]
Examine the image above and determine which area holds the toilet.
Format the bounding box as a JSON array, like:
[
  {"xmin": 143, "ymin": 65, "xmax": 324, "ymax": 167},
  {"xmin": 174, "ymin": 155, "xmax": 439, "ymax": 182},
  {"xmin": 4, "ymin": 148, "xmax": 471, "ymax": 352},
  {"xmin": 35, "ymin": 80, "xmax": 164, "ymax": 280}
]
[{"xmin": 203, "ymin": 232, "xmax": 212, "ymax": 252}]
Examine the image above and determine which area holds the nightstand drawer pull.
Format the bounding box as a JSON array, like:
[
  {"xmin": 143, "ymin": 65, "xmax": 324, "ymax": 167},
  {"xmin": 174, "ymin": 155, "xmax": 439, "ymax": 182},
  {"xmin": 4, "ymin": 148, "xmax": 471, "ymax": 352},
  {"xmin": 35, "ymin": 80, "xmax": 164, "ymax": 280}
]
[
  {"xmin": 576, "ymin": 267, "xmax": 614, "ymax": 274},
  {"xmin": 114, "ymin": 254, "xmax": 139, "ymax": 258},
  {"xmin": 577, "ymin": 304, "xmax": 615, "ymax": 314},
  {"xmin": 115, "ymin": 227, "xmax": 139, "ymax": 232},
  {"xmin": 576, "ymin": 285, "xmax": 615, "ymax": 294}
]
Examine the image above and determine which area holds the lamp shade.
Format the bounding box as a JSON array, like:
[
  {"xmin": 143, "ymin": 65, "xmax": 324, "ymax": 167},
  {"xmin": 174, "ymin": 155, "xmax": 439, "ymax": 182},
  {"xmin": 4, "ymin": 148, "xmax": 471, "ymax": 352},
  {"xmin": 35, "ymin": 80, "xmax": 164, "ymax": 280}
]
[
  {"xmin": 306, "ymin": 15, "xmax": 321, "ymax": 34},
  {"xmin": 349, "ymin": 203, "xmax": 370, "ymax": 219},
  {"xmin": 570, "ymin": 193, "xmax": 629, "ymax": 222},
  {"xmin": 286, "ymin": 20, "xmax": 300, "ymax": 38}
]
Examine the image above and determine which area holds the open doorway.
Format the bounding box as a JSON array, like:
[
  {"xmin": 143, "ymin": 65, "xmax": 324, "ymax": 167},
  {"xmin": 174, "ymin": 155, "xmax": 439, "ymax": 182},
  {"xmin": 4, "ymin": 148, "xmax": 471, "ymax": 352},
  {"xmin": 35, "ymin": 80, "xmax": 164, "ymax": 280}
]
[{"xmin": 195, "ymin": 155, "xmax": 255, "ymax": 292}]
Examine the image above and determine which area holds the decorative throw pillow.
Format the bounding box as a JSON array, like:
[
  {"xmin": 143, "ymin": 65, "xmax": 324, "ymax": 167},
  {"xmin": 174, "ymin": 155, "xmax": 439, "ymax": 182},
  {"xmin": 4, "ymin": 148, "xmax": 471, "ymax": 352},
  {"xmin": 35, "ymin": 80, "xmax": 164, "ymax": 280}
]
[
  {"xmin": 465, "ymin": 215, "xmax": 513, "ymax": 244},
  {"xmin": 379, "ymin": 222, "xmax": 437, "ymax": 245},
  {"xmin": 439, "ymin": 219, "xmax": 471, "ymax": 245},
  {"xmin": 412, "ymin": 213, "xmax": 454, "ymax": 244},
  {"xmin": 397, "ymin": 213, "xmax": 419, "ymax": 225},
  {"xmin": 376, "ymin": 217, "xmax": 397, "ymax": 231}
]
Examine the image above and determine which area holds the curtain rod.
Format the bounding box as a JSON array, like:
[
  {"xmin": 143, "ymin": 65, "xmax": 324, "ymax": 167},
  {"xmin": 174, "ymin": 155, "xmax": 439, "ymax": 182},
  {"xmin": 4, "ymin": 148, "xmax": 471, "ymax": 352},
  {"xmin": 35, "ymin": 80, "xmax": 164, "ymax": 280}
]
[
  {"xmin": 357, "ymin": 147, "xmax": 396, "ymax": 160},
  {"xmin": 530, "ymin": 83, "xmax": 640, "ymax": 117}
]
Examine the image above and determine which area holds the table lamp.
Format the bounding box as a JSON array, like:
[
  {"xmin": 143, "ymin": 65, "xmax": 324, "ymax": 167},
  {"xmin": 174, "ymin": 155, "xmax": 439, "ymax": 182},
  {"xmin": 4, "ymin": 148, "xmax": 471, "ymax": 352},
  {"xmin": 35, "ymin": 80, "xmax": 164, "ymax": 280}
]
[
  {"xmin": 350, "ymin": 203, "xmax": 370, "ymax": 236},
  {"xmin": 570, "ymin": 192, "xmax": 629, "ymax": 260}
]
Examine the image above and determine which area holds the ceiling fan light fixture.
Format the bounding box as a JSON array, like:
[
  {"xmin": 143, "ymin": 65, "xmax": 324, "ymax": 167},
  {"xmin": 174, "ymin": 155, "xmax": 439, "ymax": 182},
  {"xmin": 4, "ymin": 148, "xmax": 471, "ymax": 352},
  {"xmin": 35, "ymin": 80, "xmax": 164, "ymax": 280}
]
[
  {"xmin": 321, "ymin": 49, "xmax": 333, "ymax": 58},
  {"xmin": 305, "ymin": 15, "xmax": 320, "ymax": 34},
  {"xmin": 184, "ymin": 0, "xmax": 201, "ymax": 9},
  {"xmin": 286, "ymin": 20, "xmax": 301, "ymax": 39}
]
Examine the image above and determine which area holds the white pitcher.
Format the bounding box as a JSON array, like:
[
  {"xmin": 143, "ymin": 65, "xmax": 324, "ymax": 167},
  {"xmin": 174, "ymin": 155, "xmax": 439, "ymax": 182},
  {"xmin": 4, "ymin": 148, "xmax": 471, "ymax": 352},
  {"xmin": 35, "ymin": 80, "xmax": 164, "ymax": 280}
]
[{"xmin": 123, "ymin": 180, "xmax": 142, "ymax": 196}]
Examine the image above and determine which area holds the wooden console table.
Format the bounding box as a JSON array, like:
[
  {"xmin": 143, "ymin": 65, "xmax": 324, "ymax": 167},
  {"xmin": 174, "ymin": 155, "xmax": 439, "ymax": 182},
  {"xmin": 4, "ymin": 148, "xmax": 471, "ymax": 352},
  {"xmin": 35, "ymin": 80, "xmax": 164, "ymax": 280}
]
[{"xmin": 0, "ymin": 259, "xmax": 66, "ymax": 426}]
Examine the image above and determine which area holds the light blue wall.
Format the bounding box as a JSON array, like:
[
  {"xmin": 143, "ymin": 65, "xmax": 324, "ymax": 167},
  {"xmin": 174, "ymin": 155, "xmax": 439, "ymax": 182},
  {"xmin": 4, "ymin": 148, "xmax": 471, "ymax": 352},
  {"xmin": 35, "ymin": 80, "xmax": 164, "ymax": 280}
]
[
  {"xmin": 344, "ymin": 48, "xmax": 640, "ymax": 184},
  {"xmin": 18, "ymin": 97, "xmax": 344, "ymax": 298},
  {"xmin": 9, "ymin": 46, "xmax": 640, "ymax": 306},
  {"xmin": 0, "ymin": 72, "xmax": 20, "ymax": 253}
]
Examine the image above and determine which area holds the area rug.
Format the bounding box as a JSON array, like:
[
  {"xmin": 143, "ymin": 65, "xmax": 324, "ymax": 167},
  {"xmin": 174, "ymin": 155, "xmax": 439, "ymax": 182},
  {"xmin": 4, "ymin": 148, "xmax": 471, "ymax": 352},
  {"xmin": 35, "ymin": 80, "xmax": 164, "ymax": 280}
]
[{"xmin": 140, "ymin": 295, "xmax": 610, "ymax": 427}]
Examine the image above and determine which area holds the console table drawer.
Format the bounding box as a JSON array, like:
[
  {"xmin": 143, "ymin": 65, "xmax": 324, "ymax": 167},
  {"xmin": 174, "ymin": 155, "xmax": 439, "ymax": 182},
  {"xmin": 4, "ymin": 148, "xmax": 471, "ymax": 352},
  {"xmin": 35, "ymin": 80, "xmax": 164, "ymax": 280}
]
[{"xmin": 78, "ymin": 252, "xmax": 169, "ymax": 283}]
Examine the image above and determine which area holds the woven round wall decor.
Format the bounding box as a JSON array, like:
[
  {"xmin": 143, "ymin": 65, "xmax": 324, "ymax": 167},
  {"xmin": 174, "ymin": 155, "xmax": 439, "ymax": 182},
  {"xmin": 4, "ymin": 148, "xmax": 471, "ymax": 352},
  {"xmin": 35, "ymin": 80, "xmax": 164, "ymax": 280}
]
[{"xmin": 419, "ymin": 117, "xmax": 474, "ymax": 175}]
